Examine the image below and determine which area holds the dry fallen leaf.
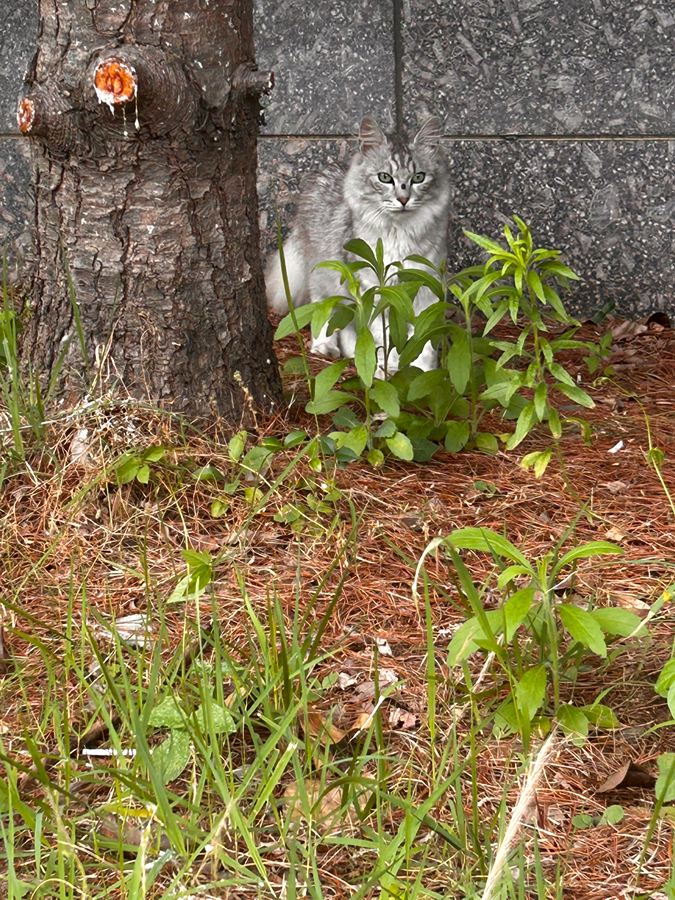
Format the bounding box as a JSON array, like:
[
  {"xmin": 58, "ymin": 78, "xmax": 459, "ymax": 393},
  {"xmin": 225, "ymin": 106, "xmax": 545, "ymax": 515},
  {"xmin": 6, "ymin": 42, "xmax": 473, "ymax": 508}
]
[
  {"xmin": 351, "ymin": 710, "xmax": 376, "ymax": 732},
  {"xmin": 337, "ymin": 672, "xmax": 359, "ymax": 690},
  {"xmin": 355, "ymin": 668, "xmax": 397, "ymax": 698},
  {"xmin": 601, "ymin": 480, "xmax": 630, "ymax": 494},
  {"xmin": 70, "ymin": 428, "xmax": 96, "ymax": 468},
  {"xmin": 300, "ymin": 710, "xmax": 346, "ymax": 745},
  {"xmin": 98, "ymin": 815, "xmax": 170, "ymax": 851},
  {"xmin": 597, "ymin": 760, "xmax": 656, "ymax": 793},
  {"xmin": 388, "ymin": 707, "xmax": 416, "ymax": 729},
  {"xmin": 605, "ymin": 526, "xmax": 628, "ymax": 542},
  {"xmin": 282, "ymin": 779, "xmax": 358, "ymax": 835},
  {"xmin": 373, "ymin": 636, "xmax": 393, "ymax": 657}
]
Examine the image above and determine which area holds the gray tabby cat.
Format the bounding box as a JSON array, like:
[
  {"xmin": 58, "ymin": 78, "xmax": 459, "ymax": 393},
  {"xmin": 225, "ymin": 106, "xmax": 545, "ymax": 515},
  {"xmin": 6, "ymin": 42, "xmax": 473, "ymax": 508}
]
[{"xmin": 266, "ymin": 116, "xmax": 450, "ymax": 372}]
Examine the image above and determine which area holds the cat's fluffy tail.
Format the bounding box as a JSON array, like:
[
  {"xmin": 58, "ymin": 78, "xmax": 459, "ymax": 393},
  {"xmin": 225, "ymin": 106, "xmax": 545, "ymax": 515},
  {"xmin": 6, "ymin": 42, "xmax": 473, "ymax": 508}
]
[{"xmin": 265, "ymin": 236, "xmax": 309, "ymax": 314}]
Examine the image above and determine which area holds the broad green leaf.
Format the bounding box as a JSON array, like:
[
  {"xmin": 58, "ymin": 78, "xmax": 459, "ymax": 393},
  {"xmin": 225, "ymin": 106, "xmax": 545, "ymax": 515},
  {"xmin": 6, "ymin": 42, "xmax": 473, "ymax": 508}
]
[
  {"xmin": 599, "ymin": 804, "xmax": 624, "ymax": 826},
  {"xmin": 506, "ymin": 401, "xmax": 536, "ymax": 450},
  {"xmin": 446, "ymin": 327, "xmax": 471, "ymax": 394},
  {"xmin": 344, "ymin": 238, "xmax": 378, "ymax": 267},
  {"xmin": 503, "ymin": 587, "xmax": 535, "ymax": 640},
  {"xmin": 668, "ymin": 683, "xmax": 675, "ymax": 721},
  {"xmin": 656, "ymin": 753, "xmax": 675, "ymax": 803},
  {"xmin": 193, "ymin": 703, "xmax": 236, "ymax": 736},
  {"xmin": 152, "ymin": 730, "xmax": 192, "ymax": 785},
  {"xmin": 410, "ymin": 437, "xmax": 439, "ymax": 462},
  {"xmin": 148, "ymin": 697, "xmax": 186, "ymax": 730},
  {"xmin": 274, "ymin": 304, "xmax": 315, "ymax": 340},
  {"xmin": 135, "ymin": 464, "xmax": 150, "ymax": 484},
  {"xmin": 354, "ymin": 328, "xmax": 377, "ymax": 388},
  {"xmin": 590, "ymin": 607, "xmax": 646, "ymax": 638},
  {"xmin": 520, "ymin": 448, "xmax": 553, "ymax": 479},
  {"xmin": 527, "ymin": 269, "xmax": 546, "ymax": 303},
  {"xmin": 463, "ymin": 230, "xmax": 507, "ymax": 256},
  {"xmin": 475, "ymin": 432, "xmax": 499, "ymax": 454},
  {"xmin": 548, "ymin": 362, "xmax": 576, "ymax": 387},
  {"xmin": 515, "ymin": 665, "xmax": 547, "ymax": 721},
  {"xmin": 446, "ymin": 617, "xmax": 484, "ymax": 666},
  {"xmin": 143, "ymin": 445, "xmax": 165, "ymax": 463},
  {"xmin": 228, "ymin": 430, "xmax": 247, "ymax": 462},
  {"xmin": 284, "ymin": 430, "xmax": 308, "ymax": 448},
  {"xmin": 374, "ymin": 418, "xmax": 397, "ymax": 438},
  {"xmin": 306, "ymin": 389, "xmax": 353, "ymax": 415},
  {"xmin": 555, "ymin": 382, "xmax": 595, "ymax": 409},
  {"xmin": 313, "ymin": 359, "xmax": 350, "ymax": 403},
  {"xmin": 385, "ymin": 431, "xmax": 414, "ymax": 461},
  {"xmin": 555, "ymin": 541, "xmax": 622, "ymax": 571},
  {"xmin": 211, "ymin": 499, "xmax": 229, "ymax": 518},
  {"xmin": 283, "ymin": 356, "xmax": 307, "ymax": 375},
  {"xmin": 117, "ymin": 456, "xmax": 140, "ymax": 484},
  {"xmin": 445, "ymin": 420, "xmax": 470, "ymax": 453},
  {"xmin": 533, "ymin": 382, "xmax": 547, "ymax": 421},
  {"xmin": 194, "ymin": 466, "xmax": 223, "ymax": 482},
  {"xmin": 557, "ymin": 704, "xmax": 589, "ymax": 743},
  {"xmin": 548, "ymin": 406, "xmax": 562, "ymax": 438},
  {"xmin": 655, "ymin": 659, "xmax": 675, "ymax": 697},
  {"xmin": 330, "ymin": 425, "xmax": 368, "ymax": 457},
  {"xmin": 367, "ymin": 448, "xmax": 385, "ymax": 467},
  {"xmin": 581, "ymin": 703, "xmax": 620, "ymax": 729},
  {"xmin": 558, "ymin": 604, "xmax": 607, "ymax": 657},
  {"xmin": 407, "ymin": 369, "xmax": 446, "ymax": 402},
  {"xmin": 241, "ymin": 445, "xmax": 273, "ymax": 475},
  {"xmin": 371, "ymin": 379, "xmax": 400, "ymax": 417},
  {"xmin": 497, "ymin": 565, "xmax": 534, "ymax": 589},
  {"xmin": 444, "ymin": 527, "xmax": 530, "ymax": 567},
  {"xmin": 181, "ymin": 548, "xmax": 212, "ymax": 569}
]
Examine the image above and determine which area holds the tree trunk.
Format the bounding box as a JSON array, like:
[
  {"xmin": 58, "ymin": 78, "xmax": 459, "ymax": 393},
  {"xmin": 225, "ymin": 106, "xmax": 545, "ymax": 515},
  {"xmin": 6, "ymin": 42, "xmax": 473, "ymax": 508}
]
[{"xmin": 18, "ymin": 0, "xmax": 283, "ymax": 420}]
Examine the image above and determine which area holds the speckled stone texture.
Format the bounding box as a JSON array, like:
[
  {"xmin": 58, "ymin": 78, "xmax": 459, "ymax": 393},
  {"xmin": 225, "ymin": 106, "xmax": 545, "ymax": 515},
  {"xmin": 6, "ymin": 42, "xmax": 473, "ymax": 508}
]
[
  {"xmin": 254, "ymin": 0, "xmax": 396, "ymax": 134},
  {"xmin": 403, "ymin": 0, "xmax": 675, "ymax": 136},
  {"xmin": 258, "ymin": 137, "xmax": 675, "ymax": 317},
  {"xmin": 0, "ymin": 0, "xmax": 38, "ymax": 134},
  {"xmin": 0, "ymin": 138, "xmax": 33, "ymax": 267}
]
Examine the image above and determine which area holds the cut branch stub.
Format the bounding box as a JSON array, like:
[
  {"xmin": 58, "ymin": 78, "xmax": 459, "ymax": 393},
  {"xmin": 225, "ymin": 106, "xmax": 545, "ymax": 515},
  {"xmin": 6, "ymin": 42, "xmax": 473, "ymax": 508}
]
[
  {"xmin": 231, "ymin": 63, "xmax": 275, "ymax": 98},
  {"xmin": 94, "ymin": 58, "xmax": 137, "ymax": 110},
  {"xmin": 89, "ymin": 46, "xmax": 200, "ymax": 137},
  {"xmin": 16, "ymin": 84, "xmax": 87, "ymax": 152},
  {"xmin": 17, "ymin": 98, "xmax": 35, "ymax": 134}
]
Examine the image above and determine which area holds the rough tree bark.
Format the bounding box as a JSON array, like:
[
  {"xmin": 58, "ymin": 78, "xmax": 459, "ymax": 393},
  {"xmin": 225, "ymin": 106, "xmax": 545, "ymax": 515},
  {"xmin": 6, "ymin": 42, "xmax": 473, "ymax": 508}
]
[{"xmin": 17, "ymin": 0, "xmax": 283, "ymax": 420}]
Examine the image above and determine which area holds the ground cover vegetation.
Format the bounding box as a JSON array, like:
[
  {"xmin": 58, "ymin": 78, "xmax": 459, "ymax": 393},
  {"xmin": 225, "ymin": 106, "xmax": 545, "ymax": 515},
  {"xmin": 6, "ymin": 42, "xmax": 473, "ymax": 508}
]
[{"xmin": 1, "ymin": 222, "xmax": 675, "ymax": 899}]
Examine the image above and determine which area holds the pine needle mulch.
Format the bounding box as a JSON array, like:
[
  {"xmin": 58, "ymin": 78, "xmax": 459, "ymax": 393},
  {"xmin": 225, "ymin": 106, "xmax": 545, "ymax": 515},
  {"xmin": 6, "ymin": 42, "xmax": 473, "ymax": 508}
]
[{"xmin": 2, "ymin": 316, "xmax": 675, "ymax": 898}]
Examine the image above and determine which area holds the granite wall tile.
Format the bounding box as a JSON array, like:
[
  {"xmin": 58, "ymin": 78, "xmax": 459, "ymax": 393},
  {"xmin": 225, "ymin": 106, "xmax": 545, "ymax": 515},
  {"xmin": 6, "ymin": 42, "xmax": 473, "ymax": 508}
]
[
  {"xmin": 258, "ymin": 136, "xmax": 675, "ymax": 317},
  {"xmin": 0, "ymin": 138, "xmax": 33, "ymax": 271},
  {"xmin": 254, "ymin": 0, "xmax": 396, "ymax": 135},
  {"xmin": 0, "ymin": 0, "xmax": 38, "ymax": 134},
  {"xmin": 257, "ymin": 137, "xmax": 355, "ymax": 258},
  {"xmin": 403, "ymin": 0, "xmax": 675, "ymax": 136},
  {"xmin": 445, "ymin": 138, "xmax": 675, "ymax": 316}
]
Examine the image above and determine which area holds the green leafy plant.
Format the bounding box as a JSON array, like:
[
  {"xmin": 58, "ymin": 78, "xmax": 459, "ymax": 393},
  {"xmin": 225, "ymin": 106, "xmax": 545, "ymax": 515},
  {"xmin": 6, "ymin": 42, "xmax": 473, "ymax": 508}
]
[
  {"xmin": 276, "ymin": 218, "xmax": 609, "ymax": 468},
  {"xmin": 115, "ymin": 443, "xmax": 166, "ymax": 485},
  {"xmin": 276, "ymin": 237, "xmax": 451, "ymax": 464},
  {"xmin": 414, "ymin": 525, "xmax": 642, "ymax": 748},
  {"xmin": 147, "ymin": 694, "xmax": 236, "ymax": 785}
]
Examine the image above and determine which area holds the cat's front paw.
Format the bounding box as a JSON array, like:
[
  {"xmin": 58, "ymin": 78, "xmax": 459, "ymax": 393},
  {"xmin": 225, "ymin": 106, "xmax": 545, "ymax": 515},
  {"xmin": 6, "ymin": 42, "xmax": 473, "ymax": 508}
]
[{"xmin": 310, "ymin": 337, "xmax": 341, "ymax": 359}]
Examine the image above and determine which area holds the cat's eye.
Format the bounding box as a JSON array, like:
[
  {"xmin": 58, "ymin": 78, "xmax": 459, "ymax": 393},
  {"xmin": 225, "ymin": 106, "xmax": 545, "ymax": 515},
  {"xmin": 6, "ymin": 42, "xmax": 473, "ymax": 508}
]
[
  {"xmin": 411, "ymin": 172, "xmax": 426, "ymax": 183},
  {"xmin": 377, "ymin": 172, "xmax": 394, "ymax": 184}
]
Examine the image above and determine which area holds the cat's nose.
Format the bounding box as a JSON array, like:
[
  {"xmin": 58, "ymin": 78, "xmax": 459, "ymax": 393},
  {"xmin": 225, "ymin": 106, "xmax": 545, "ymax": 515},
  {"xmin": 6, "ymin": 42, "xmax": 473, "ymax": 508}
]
[{"xmin": 398, "ymin": 196, "xmax": 408, "ymax": 206}]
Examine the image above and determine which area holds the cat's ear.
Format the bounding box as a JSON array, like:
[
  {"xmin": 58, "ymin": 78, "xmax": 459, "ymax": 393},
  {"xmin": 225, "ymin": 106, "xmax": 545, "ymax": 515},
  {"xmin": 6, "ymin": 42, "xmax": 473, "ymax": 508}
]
[
  {"xmin": 358, "ymin": 116, "xmax": 388, "ymax": 154},
  {"xmin": 414, "ymin": 117, "xmax": 443, "ymax": 152}
]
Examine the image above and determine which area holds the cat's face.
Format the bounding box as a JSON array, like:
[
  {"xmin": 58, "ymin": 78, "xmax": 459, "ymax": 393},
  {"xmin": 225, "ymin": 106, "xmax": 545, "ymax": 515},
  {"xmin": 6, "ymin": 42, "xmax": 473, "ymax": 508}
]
[{"xmin": 347, "ymin": 116, "xmax": 447, "ymax": 221}]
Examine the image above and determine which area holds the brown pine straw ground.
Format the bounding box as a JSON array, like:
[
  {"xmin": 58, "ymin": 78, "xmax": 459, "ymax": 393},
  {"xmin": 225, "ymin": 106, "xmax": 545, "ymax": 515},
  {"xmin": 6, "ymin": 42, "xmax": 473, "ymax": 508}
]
[{"xmin": 2, "ymin": 316, "xmax": 675, "ymax": 898}]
